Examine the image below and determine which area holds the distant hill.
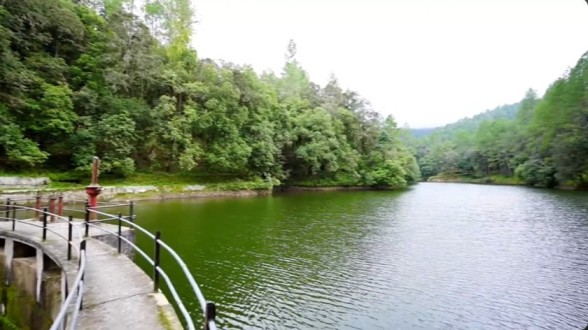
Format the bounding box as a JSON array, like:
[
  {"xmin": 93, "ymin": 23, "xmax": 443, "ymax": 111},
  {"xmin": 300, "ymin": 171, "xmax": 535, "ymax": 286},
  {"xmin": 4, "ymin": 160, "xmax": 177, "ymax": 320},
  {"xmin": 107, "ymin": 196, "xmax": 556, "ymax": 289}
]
[
  {"xmin": 409, "ymin": 103, "xmax": 520, "ymax": 138},
  {"xmin": 410, "ymin": 128, "xmax": 437, "ymax": 138}
]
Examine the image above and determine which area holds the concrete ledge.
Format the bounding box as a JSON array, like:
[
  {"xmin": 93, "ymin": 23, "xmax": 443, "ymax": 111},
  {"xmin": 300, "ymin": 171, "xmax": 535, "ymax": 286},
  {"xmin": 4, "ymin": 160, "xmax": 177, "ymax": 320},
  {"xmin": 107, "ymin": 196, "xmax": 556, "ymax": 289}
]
[{"xmin": 0, "ymin": 177, "xmax": 50, "ymax": 187}]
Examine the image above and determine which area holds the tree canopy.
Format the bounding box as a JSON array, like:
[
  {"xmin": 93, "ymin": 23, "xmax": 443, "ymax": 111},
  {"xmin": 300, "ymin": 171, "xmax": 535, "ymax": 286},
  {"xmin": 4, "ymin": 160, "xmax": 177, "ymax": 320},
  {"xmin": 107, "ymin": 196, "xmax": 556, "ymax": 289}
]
[
  {"xmin": 0, "ymin": 1, "xmax": 419, "ymax": 188},
  {"xmin": 410, "ymin": 52, "xmax": 588, "ymax": 188}
]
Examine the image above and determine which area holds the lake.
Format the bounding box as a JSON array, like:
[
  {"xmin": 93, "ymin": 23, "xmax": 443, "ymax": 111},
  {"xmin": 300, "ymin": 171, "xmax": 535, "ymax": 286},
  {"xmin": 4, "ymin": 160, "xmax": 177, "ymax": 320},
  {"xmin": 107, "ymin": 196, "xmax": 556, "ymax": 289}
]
[{"xmin": 133, "ymin": 183, "xmax": 588, "ymax": 329}]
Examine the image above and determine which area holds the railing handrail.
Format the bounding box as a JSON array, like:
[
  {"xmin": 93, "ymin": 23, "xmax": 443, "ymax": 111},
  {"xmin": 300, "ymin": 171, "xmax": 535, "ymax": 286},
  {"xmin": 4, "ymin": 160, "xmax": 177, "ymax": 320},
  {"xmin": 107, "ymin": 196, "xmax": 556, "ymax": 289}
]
[
  {"xmin": 3, "ymin": 197, "xmax": 39, "ymax": 201},
  {"xmin": 50, "ymin": 245, "xmax": 86, "ymax": 330},
  {"xmin": 3, "ymin": 200, "xmax": 217, "ymax": 330},
  {"xmin": 91, "ymin": 203, "xmax": 132, "ymax": 209},
  {"xmin": 0, "ymin": 217, "xmax": 83, "ymax": 257},
  {"xmin": 87, "ymin": 207, "xmax": 216, "ymax": 329},
  {"xmin": 90, "ymin": 208, "xmax": 155, "ymax": 239},
  {"xmin": 81, "ymin": 221, "xmax": 203, "ymax": 328},
  {"xmin": 157, "ymin": 239, "xmax": 207, "ymax": 311},
  {"xmin": 4, "ymin": 195, "xmax": 63, "ymax": 202},
  {"xmin": 2, "ymin": 203, "xmax": 87, "ymax": 330}
]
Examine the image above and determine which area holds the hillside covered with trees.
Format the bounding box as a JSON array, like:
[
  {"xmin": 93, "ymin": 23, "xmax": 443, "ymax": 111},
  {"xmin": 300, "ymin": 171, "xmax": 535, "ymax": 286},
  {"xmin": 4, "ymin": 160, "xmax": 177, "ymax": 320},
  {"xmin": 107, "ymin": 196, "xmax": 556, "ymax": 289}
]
[
  {"xmin": 410, "ymin": 103, "xmax": 520, "ymax": 139},
  {"xmin": 412, "ymin": 51, "xmax": 588, "ymax": 188},
  {"xmin": 0, "ymin": 0, "xmax": 420, "ymax": 188}
]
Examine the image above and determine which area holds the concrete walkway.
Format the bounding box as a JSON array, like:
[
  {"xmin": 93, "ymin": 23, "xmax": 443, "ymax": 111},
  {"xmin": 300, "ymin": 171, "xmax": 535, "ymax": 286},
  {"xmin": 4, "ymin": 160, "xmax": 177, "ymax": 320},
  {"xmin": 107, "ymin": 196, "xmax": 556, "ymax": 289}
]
[{"xmin": 0, "ymin": 219, "xmax": 182, "ymax": 330}]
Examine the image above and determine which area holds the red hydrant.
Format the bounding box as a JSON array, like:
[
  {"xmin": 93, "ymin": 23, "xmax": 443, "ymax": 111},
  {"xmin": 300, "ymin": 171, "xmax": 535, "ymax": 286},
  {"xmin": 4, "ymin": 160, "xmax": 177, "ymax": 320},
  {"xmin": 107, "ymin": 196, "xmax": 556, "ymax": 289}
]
[{"xmin": 85, "ymin": 157, "xmax": 102, "ymax": 220}]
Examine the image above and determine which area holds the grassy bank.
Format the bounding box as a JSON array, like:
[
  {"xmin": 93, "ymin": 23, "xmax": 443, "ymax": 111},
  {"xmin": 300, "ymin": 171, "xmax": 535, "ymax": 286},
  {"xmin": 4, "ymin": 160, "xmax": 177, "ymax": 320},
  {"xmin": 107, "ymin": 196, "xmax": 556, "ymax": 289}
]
[
  {"xmin": 291, "ymin": 173, "xmax": 363, "ymax": 188},
  {"xmin": 427, "ymin": 174, "xmax": 525, "ymax": 186},
  {"xmin": 0, "ymin": 171, "xmax": 276, "ymax": 193},
  {"xmin": 1, "ymin": 171, "xmax": 410, "ymax": 200}
]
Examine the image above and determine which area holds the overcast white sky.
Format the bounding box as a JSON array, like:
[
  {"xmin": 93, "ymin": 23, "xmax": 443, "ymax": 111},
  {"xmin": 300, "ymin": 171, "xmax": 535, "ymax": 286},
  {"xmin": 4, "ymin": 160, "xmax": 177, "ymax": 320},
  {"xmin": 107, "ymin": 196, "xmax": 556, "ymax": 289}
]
[{"xmin": 192, "ymin": 0, "xmax": 588, "ymax": 128}]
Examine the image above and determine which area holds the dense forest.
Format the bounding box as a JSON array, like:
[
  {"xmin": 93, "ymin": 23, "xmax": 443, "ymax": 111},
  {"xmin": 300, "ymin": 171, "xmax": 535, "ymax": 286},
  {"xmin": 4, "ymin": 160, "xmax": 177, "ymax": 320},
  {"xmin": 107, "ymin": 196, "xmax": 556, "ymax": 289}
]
[
  {"xmin": 411, "ymin": 51, "xmax": 588, "ymax": 188},
  {"xmin": 0, "ymin": 0, "xmax": 421, "ymax": 188},
  {"xmin": 3, "ymin": 0, "xmax": 586, "ymax": 190}
]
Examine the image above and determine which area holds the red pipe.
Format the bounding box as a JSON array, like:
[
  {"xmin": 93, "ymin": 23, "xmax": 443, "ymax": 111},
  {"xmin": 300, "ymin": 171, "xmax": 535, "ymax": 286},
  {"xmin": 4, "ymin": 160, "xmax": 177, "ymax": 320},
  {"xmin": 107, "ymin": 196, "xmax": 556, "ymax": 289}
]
[{"xmin": 49, "ymin": 197, "xmax": 56, "ymax": 222}]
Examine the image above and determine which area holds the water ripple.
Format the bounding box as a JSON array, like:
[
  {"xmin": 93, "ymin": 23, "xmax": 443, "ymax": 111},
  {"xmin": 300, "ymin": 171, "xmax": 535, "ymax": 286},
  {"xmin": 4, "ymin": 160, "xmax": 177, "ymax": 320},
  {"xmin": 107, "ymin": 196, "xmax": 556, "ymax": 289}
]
[{"xmin": 138, "ymin": 183, "xmax": 588, "ymax": 329}]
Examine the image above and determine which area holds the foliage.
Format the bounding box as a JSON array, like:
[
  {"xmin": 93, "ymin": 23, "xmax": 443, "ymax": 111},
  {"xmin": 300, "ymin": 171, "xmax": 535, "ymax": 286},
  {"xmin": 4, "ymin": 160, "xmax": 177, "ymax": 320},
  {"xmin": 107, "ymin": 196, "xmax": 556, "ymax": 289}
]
[
  {"xmin": 294, "ymin": 173, "xmax": 361, "ymax": 187},
  {"xmin": 410, "ymin": 51, "xmax": 588, "ymax": 188},
  {"xmin": 205, "ymin": 177, "xmax": 277, "ymax": 191},
  {"xmin": 0, "ymin": 315, "xmax": 18, "ymax": 330},
  {"xmin": 370, "ymin": 160, "xmax": 407, "ymax": 188},
  {"xmin": 515, "ymin": 159, "xmax": 556, "ymax": 187},
  {"xmin": 0, "ymin": 0, "xmax": 419, "ymax": 189}
]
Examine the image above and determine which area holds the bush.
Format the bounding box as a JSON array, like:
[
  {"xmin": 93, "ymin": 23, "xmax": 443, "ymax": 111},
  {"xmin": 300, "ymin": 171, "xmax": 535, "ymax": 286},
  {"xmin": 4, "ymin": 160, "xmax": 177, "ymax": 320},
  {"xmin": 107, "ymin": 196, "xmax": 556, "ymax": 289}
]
[
  {"xmin": 370, "ymin": 160, "xmax": 408, "ymax": 188},
  {"xmin": 47, "ymin": 171, "xmax": 85, "ymax": 183},
  {"xmin": 205, "ymin": 177, "xmax": 279, "ymax": 191},
  {"xmin": 515, "ymin": 159, "xmax": 556, "ymax": 187}
]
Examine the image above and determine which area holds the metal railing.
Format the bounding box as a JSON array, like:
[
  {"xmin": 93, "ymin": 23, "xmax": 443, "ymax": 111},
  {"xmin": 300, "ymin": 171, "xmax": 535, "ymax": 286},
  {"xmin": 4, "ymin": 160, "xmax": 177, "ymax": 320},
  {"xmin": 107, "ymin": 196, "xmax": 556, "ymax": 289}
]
[
  {"xmin": 86, "ymin": 205, "xmax": 218, "ymax": 330},
  {"xmin": 0, "ymin": 201, "xmax": 87, "ymax": 330},
  {"xmin": 1, "ymin": 198, "xmax": 218, "ymax": 330}
]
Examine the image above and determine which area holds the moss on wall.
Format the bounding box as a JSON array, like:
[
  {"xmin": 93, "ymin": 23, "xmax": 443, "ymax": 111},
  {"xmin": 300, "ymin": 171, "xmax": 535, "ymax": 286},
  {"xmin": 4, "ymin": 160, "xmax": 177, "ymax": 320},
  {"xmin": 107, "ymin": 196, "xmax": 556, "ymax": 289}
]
[
  {"xmin": 0, "ymin": 314, "xmax": 18, "ymax": 330},
  {"xmin": 0, "ymin": 251, "xmax": 58, "ymax": 330},
  {"xmin": 2, "ymin": 283, "xmax": 53, "ymax": 330}
]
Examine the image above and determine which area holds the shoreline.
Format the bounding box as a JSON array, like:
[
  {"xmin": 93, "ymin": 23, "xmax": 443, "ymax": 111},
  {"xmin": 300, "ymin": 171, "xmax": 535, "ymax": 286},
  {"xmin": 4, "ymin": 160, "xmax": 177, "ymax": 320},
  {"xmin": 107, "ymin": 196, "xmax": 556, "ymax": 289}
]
[
  {"xmin": 426, "ymin": 177, "xmax": 580, "ymax": 190},
  {"xmin": 0, "ymin": 184, "xmax": 392, "ymax": 203},
  {"xmin": 426, "ymin": 177, "xmax": 525, "ymax": 186},
  {"xmin": 0, "ymin": 186, "xmax": 272, "ymax": 202},
  {"xmin": 112, "ymin": 189, "xmax": 272, "ymax": 201},
  {"xmin": 2, "ymin": 180, "xmax": 583, "ymax": 202},
  {"xmin": 277, "ymin": 186, "xmax": 378, "ymax": 192}
]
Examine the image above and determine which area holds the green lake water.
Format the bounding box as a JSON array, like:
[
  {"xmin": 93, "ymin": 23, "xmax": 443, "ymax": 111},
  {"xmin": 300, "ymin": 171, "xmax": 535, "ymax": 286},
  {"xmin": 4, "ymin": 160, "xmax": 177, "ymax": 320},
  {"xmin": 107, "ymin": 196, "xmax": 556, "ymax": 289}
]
[{"xmin": 132, "ymin": 183, "xmax": 588, "ymax": 329}]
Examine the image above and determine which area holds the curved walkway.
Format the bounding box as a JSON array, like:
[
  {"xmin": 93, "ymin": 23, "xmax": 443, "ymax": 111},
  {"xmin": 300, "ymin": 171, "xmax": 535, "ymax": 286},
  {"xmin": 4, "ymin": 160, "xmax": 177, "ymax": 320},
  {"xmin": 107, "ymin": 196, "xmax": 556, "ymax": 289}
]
[{"xmin": 0, "ymin": 220, "xmax": 181, "ymax": 330}]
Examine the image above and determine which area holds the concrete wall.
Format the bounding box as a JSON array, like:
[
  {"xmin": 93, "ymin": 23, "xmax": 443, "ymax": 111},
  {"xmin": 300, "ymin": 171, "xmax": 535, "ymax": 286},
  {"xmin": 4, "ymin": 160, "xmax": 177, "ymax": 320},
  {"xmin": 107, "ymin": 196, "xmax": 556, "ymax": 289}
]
[
  {"xmin": 0, "ymin": 186, "xmax": 157, "ymax": 202},
  {"xmin": 0, "ymin": 185, "xmax": 270, "ymax": 203},
  {"xmin": 94, "ymin": 228, "xmax": 136, "ymax": 259},
  {"xmin": 0, "ymin": 177, "xmax": 50, "ymax": 187},
  {"xmin": 0, "ymin": 237, "xmax": 63, "ymax": 329}
]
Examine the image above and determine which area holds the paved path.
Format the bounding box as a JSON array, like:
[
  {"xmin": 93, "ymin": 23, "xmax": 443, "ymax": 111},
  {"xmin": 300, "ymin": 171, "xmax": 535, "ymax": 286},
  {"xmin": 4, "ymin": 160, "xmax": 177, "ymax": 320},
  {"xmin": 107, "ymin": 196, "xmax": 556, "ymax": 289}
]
[{"xmin": 0, "ymin": 219, "xmax": 181, "ymax": 330}]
